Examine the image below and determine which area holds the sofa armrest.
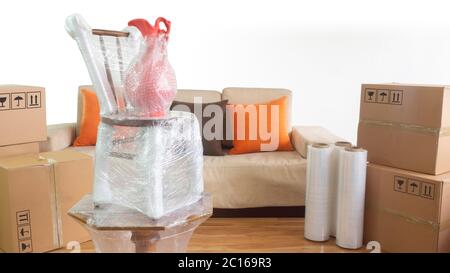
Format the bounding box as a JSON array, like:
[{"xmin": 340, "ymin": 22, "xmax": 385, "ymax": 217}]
[
  {"xmin": 39, "ymin": 123, "xmax": 77, "ymax": 152},
  {"xmin": 291, "ymin": 126, "xmax": 347, "ymax": 158}
]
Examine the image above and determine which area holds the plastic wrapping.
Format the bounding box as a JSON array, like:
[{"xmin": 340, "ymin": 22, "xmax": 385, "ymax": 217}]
[
  {"xmin": 329, "ymin": 141, "xmax": 352, "ymax": 237},
  {"xmin": 65, "ymin": 14, "xmax": 176, "ymax": 117},
  {"xmin": 93, "ymin": 111, "xmax": 204, "ymax": 219},
  {"xmin": 125, "ymin": 18, "xmax": 177, "ymax": 118},
  {"xmin": 336, "ymin": 147, "xmax": 367, "ymax": 249},
  {"xmin": 65, "ymin": 14, "xmax": 201, "ymax": 219},
  {"xmin": 69, "ymin": 194, "xmax": 212, "ymax": 253},
  {"xmin": 304, "ymin": 143, "xmax": 333, "ymax": 242}
]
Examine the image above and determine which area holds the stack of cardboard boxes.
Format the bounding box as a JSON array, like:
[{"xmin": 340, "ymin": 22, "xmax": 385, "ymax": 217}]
[
  {"xmin": 0, "ymin": 85, "xmax": 93, "ymax": 253},
  {"xmin": 358, "ymin": 83, "xmax": 450, "ymax": 253}
]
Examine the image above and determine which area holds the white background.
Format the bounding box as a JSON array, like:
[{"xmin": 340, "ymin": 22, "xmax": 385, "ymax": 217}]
[{"xmin": 2, "ymin": 0, "xmax": 450, "ymax": 142}]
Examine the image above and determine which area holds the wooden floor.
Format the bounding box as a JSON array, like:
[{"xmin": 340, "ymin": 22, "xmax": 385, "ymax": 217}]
[{"xmin": 53, "ymin": 218, "xmax": 367, "ymax": 253}]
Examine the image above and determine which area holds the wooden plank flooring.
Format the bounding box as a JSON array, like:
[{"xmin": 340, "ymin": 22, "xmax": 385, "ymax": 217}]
[{"xmin": 53, "ymin": 218, "xmax": 367, "ymax": 253}]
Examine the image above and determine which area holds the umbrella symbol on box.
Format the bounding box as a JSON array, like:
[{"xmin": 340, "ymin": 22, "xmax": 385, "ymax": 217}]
[
  {"xmin": 379, "ymin": 91, "xmax": 388, "ymax": 101},
  {"xmin": 410, "ymin": 182, "xmax": 418, "ymax": 192},
  {"xmin": 14, "ymin": 95, "xmax": 24, "ymax": 107}
]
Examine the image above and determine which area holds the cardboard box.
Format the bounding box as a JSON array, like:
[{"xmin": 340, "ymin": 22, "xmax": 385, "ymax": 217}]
[
  {"xmin": 364, "ymin": 163, "xmax": 450, "ymax": 253},
  {"xmin": 358, "ymin": 83, "xmax": 450, "ymax": 175},
  {"xmin": 0, "ymin": 142, "xmax": 40, "ymax": 158},
  {"xmin": 0, "ymin": 85, "xmax": 47, "ymax": 146},
  {"xmin": 0, "ymin": 150, "xmax": 93, "ymax": 253}
]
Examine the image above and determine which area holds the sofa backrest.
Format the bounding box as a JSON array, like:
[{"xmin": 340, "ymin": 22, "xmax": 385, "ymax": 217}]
[
  {"xmin": 222, "ymin": 87, "xmax": 292, "ymax": 131},
  {"xmin": 175, "ymin": 89, "xmax": 222, "ymax": 103}
]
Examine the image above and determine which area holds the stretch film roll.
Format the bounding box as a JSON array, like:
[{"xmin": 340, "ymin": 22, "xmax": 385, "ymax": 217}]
[
  {"xmin": 336, "ymin": 147, "xmax": 367, "ymax": 249},
  {"xmin": 330, "ymin": 141, "xmax": 352, "ymax": 237},
  {"xmin": 304, "ymin": 143, "xmax": 333, "ymax": 242}
]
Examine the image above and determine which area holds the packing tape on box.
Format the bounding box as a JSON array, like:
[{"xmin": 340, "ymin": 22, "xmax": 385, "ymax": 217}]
[
  {"xmin": 359, "ymin": 119, "xmax": 450, "ymax": 137},
  {"xmin": 367, "ymin": 206, "xmax": 450, "ymax": 231},
  {"xmin": 336, "ymin": 147, "xmax": 367, "ymax": 249},
  {"xmin": 304, "ymin": 143, "xmax": 333, "ymax": 242},
  {"xmin": 42, "ymin": 157, "xmax": 63, "ymax": 249}
]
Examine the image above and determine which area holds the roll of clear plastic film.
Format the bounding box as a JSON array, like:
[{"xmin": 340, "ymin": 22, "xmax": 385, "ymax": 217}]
[
  {"xmin": 336, "ymin": 147, "xmax": 367, "ymax": 249},
  {"xmin": 304, "ymin": 143, "xmax": 333, "ymax": 242},
  {"xmin": 330, "ymin": 141, "xmax": 352, "ymax": 237}
]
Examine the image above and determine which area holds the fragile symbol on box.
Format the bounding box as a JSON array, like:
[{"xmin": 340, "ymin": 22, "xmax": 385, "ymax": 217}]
[
  {"xmin": 18, "ymin": 239, "xmax": 33, "ymax": 253},
  {"xmin": 0, "ymin": 94, "xmax": 10, "ymax": 110},
  {"xmin": 394, "ymin": 176, "xmax": 407, "ymax": 193},
  {"xmin": 364, "ymin": 89, "xmax": 377, "ymax": 103}
]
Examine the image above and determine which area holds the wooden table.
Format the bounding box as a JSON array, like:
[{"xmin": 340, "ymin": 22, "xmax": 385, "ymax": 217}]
[{"xmin": 53, "ymin": 218, "xmax": 368, "ymax": 253}]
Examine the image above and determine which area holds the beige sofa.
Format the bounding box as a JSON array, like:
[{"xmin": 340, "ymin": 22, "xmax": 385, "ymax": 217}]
[{"xmin": 41, "ymin": 87, "xmax": 344, "ymax": 215}]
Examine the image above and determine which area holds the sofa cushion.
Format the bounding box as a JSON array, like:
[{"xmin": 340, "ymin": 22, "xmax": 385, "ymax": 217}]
[
  {"xmin": 176, "ymin": 89, "xmax": 233, "ymax": 149},
  {"xmin": 171, "ymin": 100, "xmax": 228, "ymax": 156},
  {"xmin": 203, "ymin": 151, "xmax": 306, "ymax": 208},
  {"xmin": 73, "ymin": 88, "xmax": 100, "ymax": 146},
  {"xmin": 222, "ymin": 87, "xmax": 292, "ymax": 130},
  {"xmin": 228, "ymin": 96, "xmax": 293, "ymax": 155}
]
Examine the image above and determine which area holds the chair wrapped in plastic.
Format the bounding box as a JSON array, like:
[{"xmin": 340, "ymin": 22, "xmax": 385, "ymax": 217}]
[{"xmin": 65, "ymin": 14, "xmax": 209, "ymax": 252}]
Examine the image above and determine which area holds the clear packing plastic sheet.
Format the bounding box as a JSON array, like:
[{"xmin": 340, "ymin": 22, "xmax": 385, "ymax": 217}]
[
  {"xmin": 68, "ymin": 193, "xmax": 212, "ymax": 253},
  {"xmin": 93, "ymin": 111, "xmax": 204, "ymax": 219}
]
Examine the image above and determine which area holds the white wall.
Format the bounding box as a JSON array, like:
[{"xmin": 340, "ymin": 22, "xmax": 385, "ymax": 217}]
[{"xmin": 2, "ymin": 0, "xmax": 450, "ymax": 142}]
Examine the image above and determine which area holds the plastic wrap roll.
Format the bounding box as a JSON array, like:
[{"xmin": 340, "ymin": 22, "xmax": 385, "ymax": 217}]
[
  {"xmin": 336, "ymin": 147, "xmax": 367, "ymax": 249},
  {"xmin": 329, "ymin": 141, "xmax": 352, "ymax": 237},
  {"xmin": 304, "ymin": 143, "xmax": 333, "ymax": 242}
]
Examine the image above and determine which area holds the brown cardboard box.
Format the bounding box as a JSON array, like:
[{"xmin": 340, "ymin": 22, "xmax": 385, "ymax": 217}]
[
  {"xmin": 0, "ymin": 142, "xmax": 40, "ymax": 158},
  {"xmin": 358, "ymin": 83, "xmax": 450, "ymax": 175},
  {"xmin": 0, "ymin": 150, "xmax": 93, "ymax": 253},
  {"xmin": 0, "ymin": 85, "xmax": 47, "ymax": 146},
  {"xmin": 364, "ymin": 163, "xmax": 450, "ymax": 253}
]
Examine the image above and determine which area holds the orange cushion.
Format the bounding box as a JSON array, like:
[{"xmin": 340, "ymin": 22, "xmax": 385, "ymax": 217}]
[
  {"xmin": 73, "ymin": 88, "xmax": 100, "ymax": 146},
  {"xmin": 228, "ymin": 96, "xmax": 293, "ymax": 155}
]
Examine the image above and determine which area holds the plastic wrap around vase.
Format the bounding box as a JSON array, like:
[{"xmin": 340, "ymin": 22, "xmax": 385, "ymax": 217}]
[
  {"xmin": 93, "ymin": 111, "xmax": 204, "ymax": 219},
  {"xmin": 125, "ymin": 18, "xmax": 177, "ymax": 118}
]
